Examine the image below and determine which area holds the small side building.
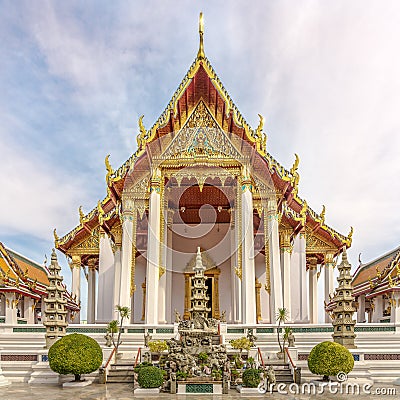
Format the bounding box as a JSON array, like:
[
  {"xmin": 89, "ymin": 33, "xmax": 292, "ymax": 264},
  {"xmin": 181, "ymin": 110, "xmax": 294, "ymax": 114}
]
[
  {"xmin": 352, "ymin": 246, "xmax": 400, "ymax": 324},
  {"xmin": 0, "ymin": 241, "xmax": 79, "ymax": 325}
]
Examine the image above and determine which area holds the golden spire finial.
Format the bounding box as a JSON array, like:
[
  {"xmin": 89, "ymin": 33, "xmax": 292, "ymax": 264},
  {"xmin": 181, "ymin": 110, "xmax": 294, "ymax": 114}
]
[{"xmin": 197, "ymin": 12, "xmax": 205, "ymax": 59}]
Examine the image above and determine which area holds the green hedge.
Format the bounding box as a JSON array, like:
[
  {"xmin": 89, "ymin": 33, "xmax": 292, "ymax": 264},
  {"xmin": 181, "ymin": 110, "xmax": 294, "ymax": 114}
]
[
  {"xmin": 308, "ymin": 341, "xmax": 354, "ymax": 380},
  {"xmin": 242, "ymin": 368, "xmax": 261, "ymax": 388},
  {"xmin": 48, "ymin": 333, "xmax": 102, "ymax": 381},
  {"xmin": 137, "ymin": 366, "xmax": 164, "ymax": 388}
]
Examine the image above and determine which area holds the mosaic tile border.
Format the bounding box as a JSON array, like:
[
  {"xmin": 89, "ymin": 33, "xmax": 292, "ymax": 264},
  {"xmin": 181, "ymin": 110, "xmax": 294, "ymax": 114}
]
[
  {"xmin": 13, "ymin": 327, "xmax": 46, "ymax": 333},
  {"xmin": 1, "ymin": 354, "xmax": 38, "ymax": 362},
  {"xmin": 365, "ymin": 354, "xmax": 400, "ymax": 361}
]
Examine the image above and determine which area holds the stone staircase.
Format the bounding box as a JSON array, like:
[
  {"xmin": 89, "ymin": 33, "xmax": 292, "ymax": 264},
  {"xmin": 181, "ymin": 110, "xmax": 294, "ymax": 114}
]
[
  {"xmin": 266, "ymin": 360, "xmax": 295, "ymax": 385},
  {"xmin": 106, "ymin": 360, "xmax": 136, "ymax": 383}
]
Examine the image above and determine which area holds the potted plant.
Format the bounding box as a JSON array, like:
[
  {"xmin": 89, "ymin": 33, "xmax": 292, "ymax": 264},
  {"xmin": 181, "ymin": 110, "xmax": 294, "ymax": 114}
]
[
  {"xmin": 230, "ymin": 337, "xmax": 252, "ymax": 363},
  {"xmin": 148, "ymin": 340, "xmax": 168, "ymax": 363},
  {"xmin": 276, "ymin": 307, "xmax": 289, "ymax": 359},
  {"xmin": 308, "ymin": 341, "xmax": 354, "ymax": 382},
  {"xmin": 136, "ymin": 365, "xmax": 164, "ymax": 394},
  {"xmin": 237, "ymin": 368, "xmax": 261, "ymax": 394},
  {"xmin": 48, "ymin": 333, "xmax": 102, "ymax": 386},
  {"xmin": 176, "ymin": 371, "xmax": 188, "ymax": 381},
  {"xmin": 107, "ymin": 305, "xmax": 130, "ymax": 361}
]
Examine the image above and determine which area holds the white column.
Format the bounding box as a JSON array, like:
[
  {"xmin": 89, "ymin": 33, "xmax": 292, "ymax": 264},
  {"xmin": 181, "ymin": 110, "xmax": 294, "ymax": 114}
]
[
  {"xmin": 357, "ymin": 295, "xmax": 366, "ymax": 323},
  {"xmin": 87, "ymin": 259, "xmax": 97, "ymax": 324},
  {"xmin": 119, "ymin": 213, "xmax": 134, "ymax": 310},
  {"xmin": 158, "ymin": 210, "xmax": 167, "ymax": 324},
  {"xmin": 372, "ymin": 295, "xmax": 384, "ymax": 322},
  {"xmin": 241, "ymin": 177, "xmax": 256, "ymax": 325},
  {"xmin": 231, "ymin": 203, "xmax": 241, "ymax": 323},
  {"xmin": 308, "ymin": 257, "xmax": 318, "ymax": 324},
  {"xmin": 24, "ymin": 297, "xmax": 35, "ymax": 324},
  {"xmin": 299, "ymin": 230, "xmax": 308, "ymax": 321},
  {"xmin": 97, "ymin": 231, "xmax": 116, "ymax": 322},
  {"xmin": 71, "ymin": 255, "xmax": 81, "ymax": 323},
  {"xmin": 324, "ymin": 253, "xmax": 335, "ymax": 323},
  {"xmin": 5, "ymin": 293, "xmax": 17, "ymax": 325},
  {"xmin": 391, "ymin": 292, "xmax": 400, "ymax": 325},
  {"xmin": 267, "ymin": 198, "xmax": 283, "ymax": 323},
  {"xmin": 145, "ymin": 171, "xmax": 161, "ymax": 325},
  {"xmin": 112, "ymin": 228, "xmax": 122, "ymax": 319},
  {"xmin": 280, "ymin": 229, "xmax": 292, "ymax": 320},
  {"xmin": 165, "ymin": 212, "xmax": 173, "ymax": 323}
]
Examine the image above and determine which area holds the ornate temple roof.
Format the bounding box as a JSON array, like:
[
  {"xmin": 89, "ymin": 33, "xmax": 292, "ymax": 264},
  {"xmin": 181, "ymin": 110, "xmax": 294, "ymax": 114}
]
[
  {"xmin": 55, "ymin": 14, "xmax": 352, "ymax": 259},
  {"xmin": 0, "ymin": 242, "xmax": 79, "ymax": 310},
  {"xmin": 353, "ymin": 245, "xmax": 400, "ymax": 297}
]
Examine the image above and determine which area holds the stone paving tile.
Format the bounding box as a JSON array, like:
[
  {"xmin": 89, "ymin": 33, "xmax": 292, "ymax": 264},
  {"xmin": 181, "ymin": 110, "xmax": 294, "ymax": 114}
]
[{"xmin": 1, "ymin": 383, "xmax": 398, "ymax": 399}]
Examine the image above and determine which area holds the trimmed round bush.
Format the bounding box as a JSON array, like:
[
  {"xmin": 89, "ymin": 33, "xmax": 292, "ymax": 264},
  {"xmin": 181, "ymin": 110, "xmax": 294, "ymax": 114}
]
[
  {"xmin": 308, "ymin": 341, "xmax": 354, "ymax": 380},
  {"xmin": 137, "ymin": 366, "xmax": 164, "ymax": 388},
  {"xmin": 48, "ymin": 333, "xmax": 103, "ymax": 381},
  {"xmin": 242, "ymin": 368, "xmax": 261, "ymax": 388}
]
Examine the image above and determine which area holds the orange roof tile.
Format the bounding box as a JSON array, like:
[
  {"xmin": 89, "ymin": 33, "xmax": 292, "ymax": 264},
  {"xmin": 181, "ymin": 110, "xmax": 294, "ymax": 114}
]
[{"xmin": 353, "ymin": 247, "xmax": 400, "ymax": 287}]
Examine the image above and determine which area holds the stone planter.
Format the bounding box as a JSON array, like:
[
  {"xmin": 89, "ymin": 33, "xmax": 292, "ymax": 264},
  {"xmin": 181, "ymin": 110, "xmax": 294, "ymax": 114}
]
[
  {"xmin": 236, "ymin": 385, "xmax": 262, "ymax": 395},
  {"xmin": 134, "ymin": 387, "xmax": 161, "ymax": 394}
]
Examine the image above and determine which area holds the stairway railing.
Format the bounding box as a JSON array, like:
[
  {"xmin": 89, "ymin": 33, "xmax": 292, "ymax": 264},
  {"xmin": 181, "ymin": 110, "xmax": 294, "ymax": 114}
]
[
  {"xmin": 257, "ymin": 347, "xmax": 265, "ymax": 368},
  {"xmin": 284, "ymin": 347, "xmax": 300, "ymax": 383},
  {"xmin": 134, "ymin": 347, "xmax": 142, "ymax": 367}
]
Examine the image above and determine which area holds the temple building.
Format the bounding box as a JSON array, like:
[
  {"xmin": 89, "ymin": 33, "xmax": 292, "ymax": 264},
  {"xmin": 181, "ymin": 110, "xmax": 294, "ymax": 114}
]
[
  {"xmin": 0, "ymin": 242, "xmax": 78, "ymax": 325},
  {"xmin": 55, "ymin": 14, "xmax": 352, "ymax": 326},
  {"xmin": 353, "ymin": 245, "xmax": 400, "ymax": 324}
]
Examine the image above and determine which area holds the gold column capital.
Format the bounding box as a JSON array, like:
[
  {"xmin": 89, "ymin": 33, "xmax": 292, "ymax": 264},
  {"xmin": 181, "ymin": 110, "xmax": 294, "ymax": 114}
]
[
  {"xmin": 308, "ymin": 256, "xmax": 318, "ymax": 270},
  {"xmin": 70, "ymin": 255, "xmax": 81, "ymax": 269},
  {"xmin": 279, "ymin": 228, "xmax": 293, "ymax": 253}
]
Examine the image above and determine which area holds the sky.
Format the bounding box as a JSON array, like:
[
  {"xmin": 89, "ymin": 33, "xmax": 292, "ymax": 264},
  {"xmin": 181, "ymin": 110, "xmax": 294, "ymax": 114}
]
[{"xmin": 1, "ymin": 1, "xmax": 400, "ymax": 321}]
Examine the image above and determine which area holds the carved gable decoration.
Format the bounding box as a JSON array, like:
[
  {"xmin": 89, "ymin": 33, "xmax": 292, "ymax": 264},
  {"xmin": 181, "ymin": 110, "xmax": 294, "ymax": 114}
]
[
  {"xmin": 306, "ymin": 230, "xmax": 337, "ymax": 253},
  {"xmin": 70, "ymin": 227, "xmax": 100, "ymax": 255},
  {"xmin": 161, "ymin": 101, "xmax": 242, "ymax": 160},
  {"xmin": 185, "ymin": 250, "xmax": 216, "ymax": 273}
]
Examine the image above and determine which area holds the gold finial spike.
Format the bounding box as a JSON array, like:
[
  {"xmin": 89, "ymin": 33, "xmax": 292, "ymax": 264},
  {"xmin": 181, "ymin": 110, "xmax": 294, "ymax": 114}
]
[
  {"xmin": 197, "ymin": 12, "xmax": 205, "ymax": 59},
  {"xmin": 53, "ymin": 228, "xmax": 59, "ymax": 246},
  {"xmin": 79, "ymin": 206, "xmax": 85, "ymax": 224}
]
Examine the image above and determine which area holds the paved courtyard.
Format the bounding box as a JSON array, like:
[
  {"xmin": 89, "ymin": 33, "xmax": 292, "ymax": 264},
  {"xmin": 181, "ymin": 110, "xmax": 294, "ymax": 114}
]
[{"xmin": 1, "ymin": 382, "xmax": 398, "ymax": 400}]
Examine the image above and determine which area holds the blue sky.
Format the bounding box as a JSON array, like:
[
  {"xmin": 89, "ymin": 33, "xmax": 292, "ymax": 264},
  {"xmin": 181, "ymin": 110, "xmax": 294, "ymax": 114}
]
[{"xmin": 1, "ymin": 1, "xmax": 400, "ymax": 320}]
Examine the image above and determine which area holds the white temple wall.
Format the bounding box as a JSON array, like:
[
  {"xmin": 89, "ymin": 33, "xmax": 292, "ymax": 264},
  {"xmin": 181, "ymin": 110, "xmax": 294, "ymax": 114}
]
[
  {"xmin": 171, "ymin": 270, "xmax": 185, "ymax": 319},
  {"xmin": 290, "ymin": 235, "xmax": 308, "ymax": 322},
  {"xmin": 96, "ymin": 234, "xmax": 114, "ymax": 323},
  {"xmin": 218, "ymin": 259, "xmax": 231, "ymax": 320},
  {"xmin": 255, "ymin": 253, "xmax": 270, "ymax": 322},
  {"xmin": 0, "ymin": 293, "xmax": 5, "ymax": 317},
  {"xmin": 133, "ymin": 256, "xmax": 146, "ymax": 323}
]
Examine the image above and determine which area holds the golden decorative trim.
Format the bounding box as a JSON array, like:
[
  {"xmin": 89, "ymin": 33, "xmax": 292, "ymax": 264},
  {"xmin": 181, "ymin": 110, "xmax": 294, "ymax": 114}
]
[
  {"xmin": 255, "ymin": 278, "xmax": 262, "ymax": 323},
  {"xmin": 130, "ymin": 213, "xmax": 137, "ymax": 296},
  {"xmin": 263, "ymin": 209, "xmax": 271, "ymax": 293},
  {"xmin": 141, "ymin": 278, "xmax": 146, "ymax": 321}
]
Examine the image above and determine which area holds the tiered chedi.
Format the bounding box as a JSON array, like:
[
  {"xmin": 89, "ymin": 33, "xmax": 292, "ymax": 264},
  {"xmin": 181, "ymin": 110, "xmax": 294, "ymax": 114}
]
[
  {"xmin": 189, "ymin": 247, "xmax": 211, "ymax": 319},
  {"xmin": 43, "ymin": 249, "xmax": 68, "ymax": 348},
  {"xmin": 331, "ymin": 248, "xmax": 357, "ymax": 348}
]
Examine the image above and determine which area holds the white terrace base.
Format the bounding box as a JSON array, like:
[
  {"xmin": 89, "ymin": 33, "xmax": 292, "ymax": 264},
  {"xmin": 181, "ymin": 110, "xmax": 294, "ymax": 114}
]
[
  {"xmin": 0, "ymin": 374, "xmax": 10, "ymax": 387},
  {"xmin": 134, "ymin": 388, "xmax": 161, "ymax": 394}
]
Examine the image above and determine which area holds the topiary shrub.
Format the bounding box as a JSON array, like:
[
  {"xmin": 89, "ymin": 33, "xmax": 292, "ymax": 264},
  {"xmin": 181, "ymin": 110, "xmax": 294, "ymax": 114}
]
[
  {"xmin": 134, "ymin": 361, "xmax": 153, "ymax": 373},
  {"xmin": 242, "ymin": 368, "xmax": 261, "ymax": 388},
  {"xmin": 48, "ymin": 333, "xmax": 103, "ymax": 381},
  {"xmin": 137, "ymin": 366, "xmax": 164, "ymax": 388},
  {"xmin": 308, "ymin": 341, "xmax": 354, "ymax": 381}
]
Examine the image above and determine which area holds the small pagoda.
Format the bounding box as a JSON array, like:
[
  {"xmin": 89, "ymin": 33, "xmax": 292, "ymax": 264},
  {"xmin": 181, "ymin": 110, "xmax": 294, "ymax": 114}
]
[
  {"xmin": 331, "ymin": 248, "xmax": 357, "ymax": 348},
  {"xmin": 189, "ymin": 247, "xmax": 211, "ymax": 319},
  {"xmin": 43, "ymin": 249, "xmax": 68, "ymax": 348}
]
